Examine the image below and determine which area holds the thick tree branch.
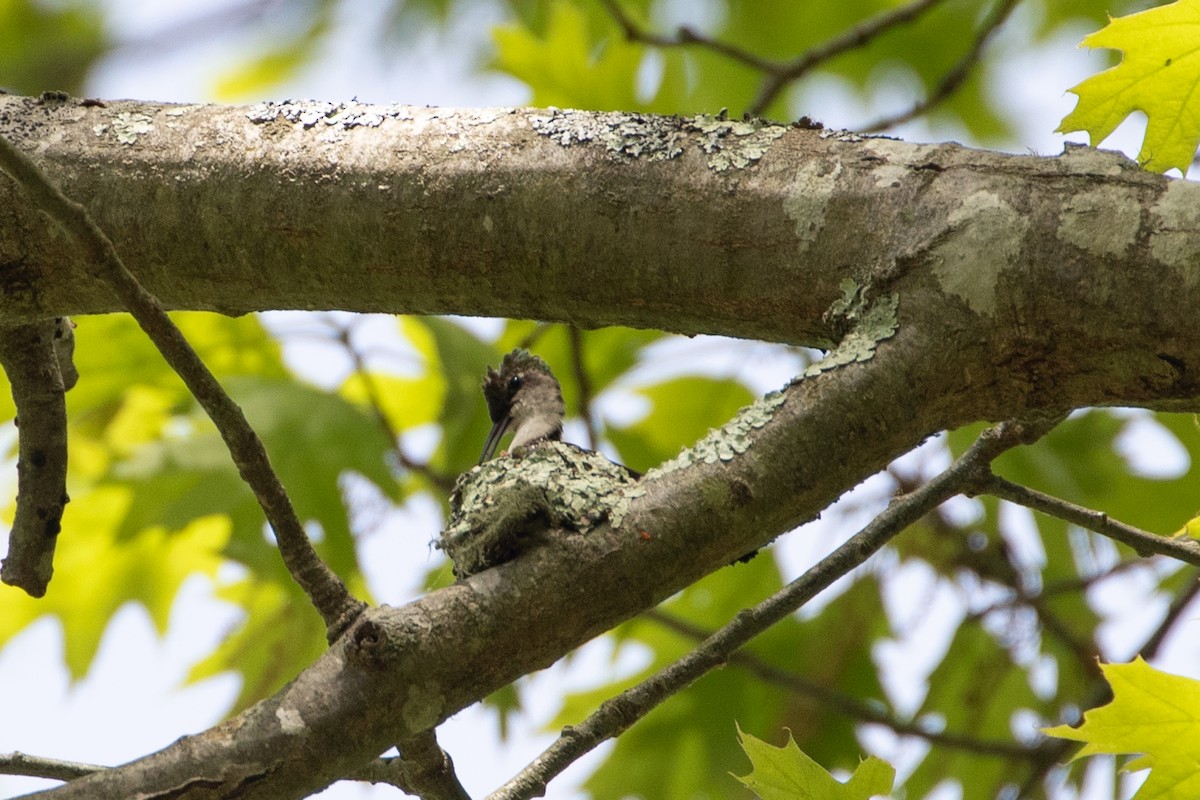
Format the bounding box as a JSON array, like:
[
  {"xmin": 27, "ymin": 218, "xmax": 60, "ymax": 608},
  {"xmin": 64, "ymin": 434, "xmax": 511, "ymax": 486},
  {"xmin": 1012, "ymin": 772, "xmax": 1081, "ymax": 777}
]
[
  {"xmin": 1, "ymin": 98, "xmax": 1196, "ymax": 418},
  {"xmin": 488, "ymin": 418, "xmax": 1051, "ymax": 800},
  {"xmin": 0, "ymin": 132, "xmax": 364, "ymax": 638},
  {"xmin": 0, "ymin": 317, "xmax": 74, "ymax": 596},
  {"xmin": 3, "ymin": 98, "xmax": 1199, "ymax": 799}
]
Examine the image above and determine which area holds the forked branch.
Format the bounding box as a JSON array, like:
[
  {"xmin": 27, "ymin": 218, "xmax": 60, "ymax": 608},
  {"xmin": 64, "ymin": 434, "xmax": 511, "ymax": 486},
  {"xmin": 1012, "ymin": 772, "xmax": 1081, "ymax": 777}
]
[
  {"xmin": 0, "ymin": 133, "xmax": 364, "ymax": 640},
  {"xmin": 487, "ymin": 418, "xmax": 1055, "ymax": 800}
]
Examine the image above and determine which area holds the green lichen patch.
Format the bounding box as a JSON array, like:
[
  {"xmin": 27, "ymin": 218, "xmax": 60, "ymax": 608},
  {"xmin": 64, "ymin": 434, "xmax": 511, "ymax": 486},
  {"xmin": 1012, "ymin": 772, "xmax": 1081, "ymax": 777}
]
[
  {"xmin": 804, "ymin": 283, "xmax": 898, "ymax": 376},
  {"xmin": 439, "ymin": 441, "xmax": 639, "ymax": 576},
  {"xmin": 644, "ymin": 390, "xmax": 788, "ymax": 480}
]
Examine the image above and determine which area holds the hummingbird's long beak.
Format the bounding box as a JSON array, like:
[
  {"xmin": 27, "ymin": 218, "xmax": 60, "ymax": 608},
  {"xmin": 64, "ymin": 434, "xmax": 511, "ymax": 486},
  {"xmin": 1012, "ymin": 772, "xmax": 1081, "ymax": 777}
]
[{"xmin": 480, "ymin": 413, "xmax": 511, "ymax": 463}]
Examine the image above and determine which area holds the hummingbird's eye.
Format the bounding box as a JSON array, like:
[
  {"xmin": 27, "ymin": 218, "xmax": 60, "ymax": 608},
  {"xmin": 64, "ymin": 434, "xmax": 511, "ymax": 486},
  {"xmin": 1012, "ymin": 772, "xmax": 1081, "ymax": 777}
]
[{"xmin": 508, "ymin": 375, "xmax": 523, "ymax": 393}]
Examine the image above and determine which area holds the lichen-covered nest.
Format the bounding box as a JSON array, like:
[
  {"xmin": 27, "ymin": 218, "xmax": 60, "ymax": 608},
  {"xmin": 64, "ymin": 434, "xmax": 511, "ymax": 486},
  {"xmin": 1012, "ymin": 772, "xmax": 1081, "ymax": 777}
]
[{"xmin": 439, "ymin": 441, "xmax": 640, "ymax": 578}]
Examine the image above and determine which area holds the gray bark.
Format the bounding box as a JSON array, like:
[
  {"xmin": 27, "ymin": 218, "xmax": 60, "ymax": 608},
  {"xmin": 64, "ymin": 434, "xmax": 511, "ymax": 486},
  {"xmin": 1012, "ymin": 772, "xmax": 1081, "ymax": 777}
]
[{"xmin": 2, "ymin": 94, "xmax": 1199, "ymax": 798}]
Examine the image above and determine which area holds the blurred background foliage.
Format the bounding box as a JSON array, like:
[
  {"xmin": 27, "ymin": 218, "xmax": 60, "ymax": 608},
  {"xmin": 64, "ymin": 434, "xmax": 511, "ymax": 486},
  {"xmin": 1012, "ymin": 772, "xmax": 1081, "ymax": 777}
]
[{"xmin": 2, "ymin": 1, "xmax": 1195, "ymax": 799}]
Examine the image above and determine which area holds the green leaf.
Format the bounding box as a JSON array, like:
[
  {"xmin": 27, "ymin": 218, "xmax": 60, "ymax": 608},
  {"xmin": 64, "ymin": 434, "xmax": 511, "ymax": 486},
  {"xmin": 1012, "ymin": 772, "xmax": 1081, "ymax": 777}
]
[
  {"xmin": 733, "ymin": 723, "xmax": 894, "ymax": 800},
  {"xmin": 0, "ymin": 0, "xmax": 106, "ymax": 95},
  {"xmin": 187, "ymin": 575, "xmax": 328, "ymax": 713},
  {"xmin": 1059, "ymin": 0, "xmax": 1200, "ymax": 173},
  {"xmin": 212, "ymin": 8, "xmax": 332, "ymax": 100},
  {"xmin": 904, "ymin": 623, "xmax": 1042, "ymax": 800},
  {"xmin": 0, "ymin": 489, "xmax": 228, "ymax": 678},
  {"xmin": 563, "ymin": 563, "xmax": 889, "ymax": 798},
  {"xmin": 112, "ymin": 376, "xmax": 394, "ymax": 579},
  {"xmin": 492, "ymin": 2, "xmax": 647, "ymax": 111},
  {"xmin": 1045, "ymin": 657, "xmax": 1200, "ymax": 800}
]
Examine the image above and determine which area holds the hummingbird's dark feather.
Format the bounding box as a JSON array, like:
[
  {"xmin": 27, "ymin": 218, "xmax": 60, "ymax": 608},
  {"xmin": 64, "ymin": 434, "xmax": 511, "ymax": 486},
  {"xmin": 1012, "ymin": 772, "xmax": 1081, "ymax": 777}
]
[{"xmin": 479, "ymin": 349, "xmax": 564, "ymax": 463}]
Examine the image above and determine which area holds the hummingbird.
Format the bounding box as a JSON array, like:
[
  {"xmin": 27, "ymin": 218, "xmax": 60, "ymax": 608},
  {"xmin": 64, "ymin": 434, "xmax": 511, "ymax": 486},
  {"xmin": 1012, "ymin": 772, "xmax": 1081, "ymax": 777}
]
[{"xmin": 479, "ymin": 349, "xmax": 566, "ymax": 463}]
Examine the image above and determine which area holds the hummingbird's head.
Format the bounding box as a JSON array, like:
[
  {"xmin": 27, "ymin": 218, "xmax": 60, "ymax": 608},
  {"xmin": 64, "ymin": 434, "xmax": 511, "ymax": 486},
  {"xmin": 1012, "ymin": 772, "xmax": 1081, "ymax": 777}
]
[{"xmin": 479, "ymin": 349, "xmax": 565, "ymax": 463}]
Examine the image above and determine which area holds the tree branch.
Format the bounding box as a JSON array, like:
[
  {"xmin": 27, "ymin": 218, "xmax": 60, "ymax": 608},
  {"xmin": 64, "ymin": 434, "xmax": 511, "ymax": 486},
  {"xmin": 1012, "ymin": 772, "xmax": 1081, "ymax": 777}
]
[
  {"xmin": 0, "ymin": 133, "xmax": 364, "ymax": 639},
  {"xmin": 487, "ymin": 418, "xmax": 1054, "ymax": 800},
  {"xmin": 392, "ymin": 731, "xmax": 472, "ymax": 800},
  {"xmin": 645, "ymin": 610, "xmax": 1037, "ymax": 759},
  {"xmin": 979, "ymin": 474, "xmax": 1200, "ymax": 567},
  {"xmin": 748, "ymin": 0, "xmax": 949, "ymax": 116},
  {"xmin": 601, "ymin": 0, "xmax": 949, "ymax": 117},
  {"xmin": 0, "ymin": 752, "xmax": 100, "ymax": 782},
  {"xmin": 862, "ymin": 0, "xmax": 1021, "ymax": 131},
  {"xmin": 328, "ymin": 317, "xmax": 457, "ymax": 494},
  {"xmin": 0, "ymin": 317, "xmax": 75, "ymax": 596}
]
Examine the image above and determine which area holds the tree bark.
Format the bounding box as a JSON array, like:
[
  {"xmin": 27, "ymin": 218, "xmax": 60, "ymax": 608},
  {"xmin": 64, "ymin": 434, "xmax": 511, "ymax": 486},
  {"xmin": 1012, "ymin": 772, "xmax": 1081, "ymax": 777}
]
[{"xmin": 3, "ymin": 95, "xmax": 1199, "ymax": 798}]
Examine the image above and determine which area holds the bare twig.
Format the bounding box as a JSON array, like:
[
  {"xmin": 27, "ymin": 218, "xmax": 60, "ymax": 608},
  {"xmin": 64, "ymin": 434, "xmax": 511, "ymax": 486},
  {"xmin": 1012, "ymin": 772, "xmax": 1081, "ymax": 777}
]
[
  {"xmin": 602, "ymin": 0, "xmax": 777, "ymax": 73},
  {"xmin": 1141, "ymin": 568, "xmax": 1200, "ymax": 660},
  {"xmin": 566, "ymin": 327, "xmax": 597, "ymax": 451},
  {"xmin": 487, "ymin": 418, "xmax": 1054, "ymax": 800},
  {"xmin": 978, "ymin": 475, "xmax": 1200, "ymax": 568},
  {"xmin": 862, "ymin": 0, "xmax": 1021, "ymax": 131},
  {"xmin": 0, "ymin": 133, "xmax": 365, "ymax": 640},
  {"xmin": 602, "ymin": 0, "xmax": 949, "ymax": 117},
  {"xmin": 748, "ymin": 0, "xmax": 949, "ymax": 116},
  {"xmin": 0, "ymin": 752, "xmax": 101, "ymax": 782},
  {"xmin": 645, "ymin": 610, "xmax": 1037, "ymax": 759},
  {"xmin": 327, "ymin": 318, "xmax": 456, "ymax": 493},
  {"xmin": 1014, "ymin": 569, "xmax": 1200, "ymax": 797},
  {"xmin": 0, "ymin": 318, "xmax": 76, "ymax": 596}
]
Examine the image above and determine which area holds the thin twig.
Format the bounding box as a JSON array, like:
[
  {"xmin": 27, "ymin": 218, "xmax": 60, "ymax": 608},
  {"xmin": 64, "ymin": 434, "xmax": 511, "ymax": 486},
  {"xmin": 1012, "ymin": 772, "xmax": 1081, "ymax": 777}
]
[
  {"xmin": 602, "ymin": 0, "xmax": 777, "ymax": 73},
  {"xmin": 1014, "ymin": 568, "xmax": 1200, "ymax": 797},
  {"xmin": 0, "ymin": 319, "xmax": 74, "ymax": 596},
  {"xmin": 0, "ymin": 133, "xmax": 365, "ymax": 641},
  {"xmin": 979, "ymin": 475, "xmax": 1200, "ymax": 568},
  {"xmin": 602, "ymin": 0, "xmax": 948, "ymax": 117},
  {"xmin": 566, "ymin": 327, "xmax": 597, "ymax": 451},
  {"xmin": 862, "ymin": 0, "xmax": 1022, "ymax": 131},
  {"xmin": 0, "ymin": 752, "xmax": 101, "ymax": 782},
  {"xmin": 748, "ymin": 0, "xmax": 949, "ymax": 116},
  {"xmin": 645, "ymin": 610, "xmax": 1037, "ymax": 759},
  {"xmin": 328, "ymin": 319, "xmax": 456, "ymax": 494},
  {"xmin": 487, "ymin": 418, "xmax": 1054, "ymax": 800}
]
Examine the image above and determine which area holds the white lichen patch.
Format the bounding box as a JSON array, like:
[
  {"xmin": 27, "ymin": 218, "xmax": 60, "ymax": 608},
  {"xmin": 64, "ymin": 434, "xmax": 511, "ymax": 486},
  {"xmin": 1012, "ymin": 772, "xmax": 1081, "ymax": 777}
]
[
  {"xmin": 275, "ymin": 706, "xmax": 305, "ymax": 733},
  {"xmin": 245, "ymin": 99, "xmax": 416, "ymax": 130},
  {"xmin": 1058, "ymin": 184, "xmax": 1140, "ymax": 259},
  {"xmin": 528, "ymin": 108, "xmax": 788, "ymax": 170},
  {"xmin": 804, "ymin": 283, "xmax": 899, "ymax": 376},
  {"xmin": 529, "ymin": 108, "xmax": 687, "ymax": 160},
  {"xmin": 111, "ymin": 112, "xmax": 153, "ymax": 144},
  {"xmin": 440, "ymin": 442, "xmax": 639, "ymax": 575},
  {"xmin": 930, "ymin": 190, "xmax": 1027, "ymax": 316},
  {"xmin": 644, "ymin": 390, "xmax": 787, "ymax": 480},
  {"xmin": 690, "ymin": 114, "xmax": 788, "ymax": 171}
]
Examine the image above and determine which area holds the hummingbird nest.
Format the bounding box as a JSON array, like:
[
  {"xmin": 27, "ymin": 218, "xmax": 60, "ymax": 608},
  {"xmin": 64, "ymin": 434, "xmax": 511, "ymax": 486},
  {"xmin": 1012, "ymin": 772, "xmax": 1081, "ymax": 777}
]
[{"xmin": 439, "ymin": 441, "xmax": 640, "ymax": 578}]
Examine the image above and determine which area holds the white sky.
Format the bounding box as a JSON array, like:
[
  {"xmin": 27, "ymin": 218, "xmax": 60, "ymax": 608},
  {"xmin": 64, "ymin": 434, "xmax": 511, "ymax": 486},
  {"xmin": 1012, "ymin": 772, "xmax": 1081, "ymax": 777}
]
[{"xmin": 0, "ymin": 2, "xmax": 1189, "ymax": 799}]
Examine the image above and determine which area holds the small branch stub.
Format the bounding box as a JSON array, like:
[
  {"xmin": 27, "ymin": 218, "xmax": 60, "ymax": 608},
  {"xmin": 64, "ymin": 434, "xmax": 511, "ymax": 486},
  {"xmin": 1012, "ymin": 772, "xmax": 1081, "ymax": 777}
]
[{"xmin": 0, "ymin": 318, "xmax": 77, "ymax": 597}]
